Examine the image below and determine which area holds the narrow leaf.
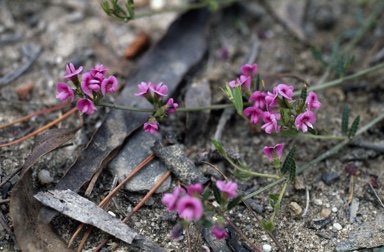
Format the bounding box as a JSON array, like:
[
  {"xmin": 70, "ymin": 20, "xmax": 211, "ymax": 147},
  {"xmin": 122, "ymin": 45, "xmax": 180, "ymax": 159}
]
[
  {"xmin": 307, "ymin": 126, "xmax": 317, "ymax": 135},
  {"xmin": 227, "ymin": 195, "xmax": 242, "ymax": 211},
  {"xmin": 211, "ymin": 138, "xmax": 227, "ymax": 158},
  {"xmin": 268, "ymin": 194, "xmax": 278, "ymax": 207},
  {"xmin": 348, "ymin": 115, "xmax": 360, "ymax": 139},
  {"xmin": 281, "ymin": 146, "xmax": 296, "ymax": 175},
  {"xmin": 202, "ymin": 188, "xmax": 210, "ymax": 202},
  {"xmin": 288, "ymin": 159, "xmax": 296, "ymax": 182},
  {"xmin": 311, "ymin": 46, "xmax": 324, "ymax": 66},
  {"xmin": 232, "ymin": 171, "xmax": 253, "ymax": 179},
  {"xmin": 341, "ymin": 104, "xmax": 349, "ymax": 135},
  {"xmin": 255, "ymin": 73, "xmax": 260, "ymax": 91},
  {"xmin": 280, "ymin": 108, "xmax": 290, "ymax": 125},
  {"xmin": 233, "ymin": 86, "xmax": 243, "ymax": 114},
  {"xmin": 261, "ymin": 220, "xmax": 274, "ymax": 232},
  {"xmin": 212, "ymin": 184, "xmax": 222, "ymax": 204},
  {"xmin": 300, "ymin": 84, "xmax": 307, "ymax": 101}
]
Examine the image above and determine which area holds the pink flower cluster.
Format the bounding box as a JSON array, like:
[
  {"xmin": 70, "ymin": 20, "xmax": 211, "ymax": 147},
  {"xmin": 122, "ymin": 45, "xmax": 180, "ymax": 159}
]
[
  {"xmin": 162, "ymin": 180, "xmax": 238, "ymax": 240},
  {"xmin": 135, "ymin": 81, "xmax": 178, "ymax": 134},
  {"xmin": 56, "ymin": 63, "xmax": 118, "ymax": 115},
  {"xmin": 233, "ymin": 64, "xmax": 321, "ymax": 134}
]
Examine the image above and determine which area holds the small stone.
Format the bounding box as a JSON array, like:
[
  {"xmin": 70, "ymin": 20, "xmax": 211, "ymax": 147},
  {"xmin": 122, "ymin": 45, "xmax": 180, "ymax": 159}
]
[
  {"xmin": 288, "ymin": 202, "xmax": 302, "ymax": 218},
  {"xmin": 332, "ymin": 207, "xmax": 338, "ymax": 213},
  {"xmin": 321, "ymin": 171, "xmax": 339, "ymax": 186},
  {"xmin": 321, "ymin": 208, "xmax": 331, "ymax": 218},
  {"xmin": 262, "ymin": 244, "xmax": 272, "ymax": 252},
  {"xmin": 38, "ymin": 170, "xmax": 54, "ymax": 184},
  {"xmin": 314, "ymin": 199, "xmax": 323, "ymax": 206},
  {"xmin": 333, "ymin": 223, "xmax": 342, "ymax": 231},
  {"xmin": 294, "ymin": 175, "xmax": 305, "ymax": 190}
]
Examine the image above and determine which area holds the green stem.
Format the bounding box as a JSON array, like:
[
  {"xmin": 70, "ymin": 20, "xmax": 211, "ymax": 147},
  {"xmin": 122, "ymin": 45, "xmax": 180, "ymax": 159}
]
[
  {"xmin": 270, "ymin": 180, "xmax": 288, "ymax": 223},
  {"xmin": 293, "ymin": 62, "xmax": 384, "ymax": 96},
  {"xmin": 243, "ymin": 112, "xmax": 384, "ymax": 200},
  {"xmin": 225, "ymin": 154, "xmax": 279, "ymax": 179},
  {"xmin": 298, "ymin": 134, "xmax": 346, "ymax": 140}
]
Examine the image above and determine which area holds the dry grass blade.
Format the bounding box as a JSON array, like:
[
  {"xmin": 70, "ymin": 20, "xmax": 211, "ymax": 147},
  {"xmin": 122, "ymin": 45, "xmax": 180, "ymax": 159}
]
[{"xmin": 0, "ymin": 106, "xmax": 77, "ymax": 148}]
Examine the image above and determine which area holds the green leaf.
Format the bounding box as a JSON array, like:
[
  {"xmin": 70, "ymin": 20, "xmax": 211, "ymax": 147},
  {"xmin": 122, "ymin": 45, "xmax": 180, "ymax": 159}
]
[
  {"xmin": 256, "ymin": 73, "xmax": 260, "ymax": 91},
  {"xmin": 233, "ymin": 86, "xmax": 243, "ymax": 114},
  {"xmin": 280, "ymin": 108, "xmax": 290, "ymax": 125},
  {"xmin": 279, "ymin": 130, "xmax": 299, "ymax": 138},
  {"xmin": 126, "ymin": 0, "xmax": 135, "ymax": 19},
  {"xmin": 261, "ymin": 220, "xmax": 274, "ymax": 232},
  {"xmin": 329, "ymin": 40, "xmax": 340, "ymax": 66},
  {"xmin": 300, "ymin": 85, "xmax": 307, "ymax": 101},
  {"xmin": 232, "ymin": 171, "xmax": 253, "ymax": 179},
  {"xmin": 227, "ymin": 195, "xmax": 242, "ymax": 210},
  {"xmin": 341, "ymin": 104, "xmax": 349, "ymax": 135},
  {"xmin": 211, "ymin": 138, "xmax": 227, "ymax": 158},
  {"xmin": 281, "ymin": 146, "xmax": 296, "ymax": 175},
  {"xmin": 268, "ymin": 194, "xmax": 278, "ymax": 207},
  {"xmin": 202, "ymin": 188, "xmax": 210, "ymax": 202},
  {"xmin": 311, "ymin": 46, "xmax": 324, "ymax": 67},
  {"xmin": 307, "ymin": 126, "xmax": 317, "ymax": 135},
  {"xmin": 288, "ymin": 159, "xmax": 296, "ymax": 182},
  {"xmin": 212, "ymin": 184, "xmax": 222, "ymax": 204},
  {"xmin": 348, "ymin": 115, "xmax": 360, "ymax": 139}
]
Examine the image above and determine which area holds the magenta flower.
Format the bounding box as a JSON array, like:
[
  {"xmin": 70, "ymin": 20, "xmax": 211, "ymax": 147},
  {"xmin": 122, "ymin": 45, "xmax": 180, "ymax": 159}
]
[
  {"xmin": 263, "ymin": 143, "xmax": 284, "ymax": 161},
  {"xmin": 134, "ymin": 82, "xmax": 153, "ymax": 97},
  {"xmin": 162, "ymin": 187, "xmax": 185, "ymax": 211},
  {"xmin": 243, "ymin": 106, "xmax": 263, "ymax": 124},
  {"xmin": 101, "ymin": 75, "xmax": 118, "ymax": 96},
  {"xmin": 261, "ymin": 111, "xmax": 281, "ymax": 134},
  {"xmin": 90, "ymin": 64, "xmax": 108, "ymax": 77},
  {"xmin": 76, "ymin": 98, "xmax": 97, "ymax": 115},
  {"xmin": 306, "ymin": 91, "xmax": 321, "ymax": 110},
  {"xmin": 56, "ymin": 82, "xmax": 74, "ymax": 102},
  {"xmin": 216, "ymin": 180, "xmax": 238, "ymax": 199},
  {"xmin": 295, "ymin": 110, "xmax": 316, "ymax": 132},
  {"xmin": 151, "ymin": 82, "xmax": 168, "ymax": 97},
  {"xmin": 176, "ymin": 195, "xmax": 203, "ymax": 222},
  {"xmin": 249, "ymin": 91, "xmax": 267, "ymax": 109},
  {"xmin": 64, "ymin": 63, "xmax": 83, "ymax": 81},
  {"xmin": 211, "ymin": 223, "xmax": 228, "ymax": 239},
  {"xmin": 143, "ymin": 121, "xmax": 158, "ymax": 134},
  {"xmin": 240, "ymin": 63, "xmax": 257, "ymax": 77},
  {"xmin": 166, "ymin": 98, "xmax": 178, "ymax": 113},
  {"xmin": 187, "ymin": 183, "xmax": 202, "ymax": 196},
  {"xmin": 276, "ymin": 84, "xmax": 294, "ymax": 101},
  {"xmin": 81, "ymin": 72, "xmax": 101, "ymax": 97},
  {"xmin": 265, "ymin": 87, "xmax": 279, "ymax": 107},
  {"xmin": 228, "ymin": 75, "xmax": 251, "ymax": 90}
]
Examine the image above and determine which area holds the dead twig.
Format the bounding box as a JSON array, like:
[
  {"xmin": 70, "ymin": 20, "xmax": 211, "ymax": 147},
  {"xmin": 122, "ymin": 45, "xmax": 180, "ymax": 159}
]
[{"xmin": 367, "ymin": 182, "xmax": 384, "ymax": 208}]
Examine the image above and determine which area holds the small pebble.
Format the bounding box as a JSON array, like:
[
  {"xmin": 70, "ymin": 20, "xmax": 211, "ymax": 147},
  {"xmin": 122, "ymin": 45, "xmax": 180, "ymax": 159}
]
[
  {"xmin": 262, "ymin": 244, "xmax": 272, "ymax": 252},
  {"xmin": 333, "ymin": 223, "xmax": 342, "ymax": 231},
  {"xmin": 321, "ymin": 171, "xmax": 339, "ymax": 186},
  {"xmin": 321, "ymin": 208, "xmax": 331, "ymax": 218},
  {"xmin": 314, "ymin": 199, "xmax": 323, "ymax": 206},
  {"xmin": 332, "ymin": 207, "xmax": 338, "ymax": 213},
  {"xmin": 288, "ymin": 202, "xmax": 302, "ymax": 218},
  {"xmin": 38, "ymin": 170, "xmax": 54, "ymax": 184}
]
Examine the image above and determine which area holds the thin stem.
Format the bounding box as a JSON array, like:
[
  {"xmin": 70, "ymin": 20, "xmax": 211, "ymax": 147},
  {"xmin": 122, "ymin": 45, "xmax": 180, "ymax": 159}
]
[
  {"xmin": 298, "ymin": 134, "xmax": 346, "ymax": 140},
  {"xmin": 270, "ymin": 181, "xmax": 288, "ymax": 223},
  {"xmin": 225, "ymin": 154, "xmax": 279, "ymax": 179}
]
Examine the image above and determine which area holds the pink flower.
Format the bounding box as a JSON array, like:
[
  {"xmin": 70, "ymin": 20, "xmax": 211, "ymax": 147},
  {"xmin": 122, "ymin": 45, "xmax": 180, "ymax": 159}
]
[
  {"xmin": 265, "ymin": 87, "xmax": 279, "ymax": 107},
  {"xmin": 187, "ymin": 183, "xmax": 202, "ymax": 196},
  {"xmin": 166, "ymin": 98, "xmax": 178, "ymax": 113},
  {"xmin": 276, "ymin": 84, "xmax": 294, "ymax": 101},
  {"xmin": 81, "ymin": 72, "xmax": 101, "ymax": 97},
  {"xmin": 90, "ymin": 64, "xmax": 108, "ymax": 77},
  {"xmin": 56, "ymin": 82, "xmax": 74, "ymax": 102},
  {"xmin": 64, "ymin": 63, "xmax": 83, "ymax": 81},
  {"xmin": 143, "ymin": 121, "xmax": 158, "ymax": 134},
  {"xmin": 135, "ymin": 82, "xmax": 153, "ymax": 97},
  {"xmin": 243, "ymin": 106, "xmax": 263, "ymax": 124},
  {"xmin": 228, "ymin": 75, "xmax": 251, "ymax": 90},
  {"xmin": 162, "ymin": 187, "xmax": 185, "ymax": 211},
  {"xmin": 263, "ymin": 143, "xmax": 284, "ymax": 161},
  {"xmin": 176, "ymin": 195, "xmax": 203, "ymax": 222},
  {"xmin": 101, "ymin": 75, "xmax": 118, "ymax": 96},
  {"xmin": 261, "ymin": 111, "xmax": 281, "ymax": 134},
  {"xmin": 211, "ymin": 223, "xmax": 228, "ymax": 240},
  {"xmin": 295, "ymin": 110, "xmax": 316, "ymax": 132},
  {"xmin": 76, "ymin": 98, "xmax": 97, "ymax": 115},
  {"xmin": 151, "ymin": 82, "xmax": 168, "ymax": 97},
  {"xmin": 216, "ymin": 180, "xmax": 238, "ymax": 199},
  {"xmin": 249, "ymin": 91, "xmax": 267, "ymax": 109},
  {"xmin": 306, "ymin": 91, "xmax": 321, "ymax": 110},
  {"xmin": 240, "ymin": 63, "xmax": 257, "ymax": 77}
]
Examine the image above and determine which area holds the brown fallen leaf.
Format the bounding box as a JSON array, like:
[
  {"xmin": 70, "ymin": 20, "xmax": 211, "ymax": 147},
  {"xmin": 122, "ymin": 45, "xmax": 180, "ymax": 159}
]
[{"xmin": 9, "ymin": 128, "xmax": 79, "ymax": 252}]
